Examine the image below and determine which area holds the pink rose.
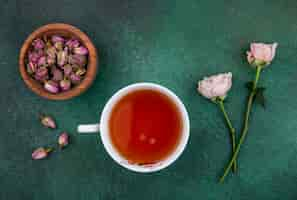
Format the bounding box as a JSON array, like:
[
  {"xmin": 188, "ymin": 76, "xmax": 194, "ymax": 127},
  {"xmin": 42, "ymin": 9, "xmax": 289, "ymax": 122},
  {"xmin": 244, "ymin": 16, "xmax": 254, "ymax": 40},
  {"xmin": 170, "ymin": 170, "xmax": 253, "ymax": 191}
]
[
  {"xmin": 247, "ymin": 42, "xmax": 278, "ymax": 67},
  {"xmin": 198, "ymin": 72, "xmax": 232, "ymax": 100}
]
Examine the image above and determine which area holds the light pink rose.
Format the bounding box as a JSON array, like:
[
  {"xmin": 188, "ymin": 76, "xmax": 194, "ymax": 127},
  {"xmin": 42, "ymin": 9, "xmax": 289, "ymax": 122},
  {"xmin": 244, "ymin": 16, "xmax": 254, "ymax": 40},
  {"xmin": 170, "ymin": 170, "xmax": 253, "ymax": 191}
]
[
  {"xmin": 198, "ymin": 72, "xmax": 232, "ymax": 100},
  {"xmin": 246, "ymin": 42, "xmax": 278, "ymax": 66}
]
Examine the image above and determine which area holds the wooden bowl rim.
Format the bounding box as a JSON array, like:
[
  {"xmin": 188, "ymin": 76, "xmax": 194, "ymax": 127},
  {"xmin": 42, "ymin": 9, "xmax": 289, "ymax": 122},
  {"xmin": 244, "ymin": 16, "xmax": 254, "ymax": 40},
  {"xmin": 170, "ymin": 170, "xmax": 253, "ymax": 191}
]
[{"xmin": 19, "ymin": 23, "xmax": 98, "ymax": 100}]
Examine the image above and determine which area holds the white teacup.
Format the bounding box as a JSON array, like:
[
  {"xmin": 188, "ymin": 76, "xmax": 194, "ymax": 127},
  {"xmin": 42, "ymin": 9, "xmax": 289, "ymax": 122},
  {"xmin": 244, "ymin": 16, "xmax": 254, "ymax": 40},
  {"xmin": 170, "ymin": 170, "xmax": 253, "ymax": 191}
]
[{"xmin": 78, "ymin": 82, "xmax": 190, "ymax": 173}]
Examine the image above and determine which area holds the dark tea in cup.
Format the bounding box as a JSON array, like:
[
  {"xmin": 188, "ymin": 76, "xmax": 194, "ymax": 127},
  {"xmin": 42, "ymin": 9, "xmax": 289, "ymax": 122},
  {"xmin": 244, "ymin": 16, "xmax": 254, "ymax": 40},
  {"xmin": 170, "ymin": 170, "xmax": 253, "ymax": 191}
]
[
  {"xmin": 109, "ymin": 89, "xmax": 183, "ymax": 165},
  {"xmin": 78, "ymin": 83, "xmax": 189, "ymax": 172}
]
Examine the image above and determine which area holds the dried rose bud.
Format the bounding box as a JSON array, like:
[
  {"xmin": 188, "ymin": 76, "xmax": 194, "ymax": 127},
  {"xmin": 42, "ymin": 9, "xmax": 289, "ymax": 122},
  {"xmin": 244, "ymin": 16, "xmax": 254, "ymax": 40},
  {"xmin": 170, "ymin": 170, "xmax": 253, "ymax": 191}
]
[
  {"xmin": 58, "ymin": 132, "xmax": 69, "ymax": 148},
  {"xmin": 28, "ymin": 51, "xmax": 40, "ymax": 63},
  {"xmin": 32, "ymin": 38, "xmax": 45, "ymax": 50},
  {"xmin": 35, "ymin": 74, "xmax": 49, "ymax": 82},
  {"xmin": 51, "ymin": 35, "xmax": 65, "ymax": 43},
  {"xmin": 70, "ymin": 73, "xmax": 81, "ymax": 84},
  {"xmin": 76, "ymin": 68, "xmax": 86, "ymax": 76},
  {"xmin": 52, "ymin": 68, "xmax": 63, "ymax": 82},
  {"xmin": 46, "ymin": 40, "xmax": 52, "ymax": 47},
  {"xmin": 32, "ymin": 147, "xmax": 52, "ymax": 160},
  {"xmin": 68, "ymin": 55, "xmax": 75, "ymax": 65},
  {"xmin": 68, "ymin": 54, "xmax": 87, "ymax": 66},
  {"xmin": 36, "ymin": 49, "xmax": 45, "ymax": 57},
  {"xmin": 73, "ymin": 46, "xmax": 88, "ymax": 55},
  {"xmin": 66, "ymin": 39, "xmax": 80, "ymax": 49},
  {"xmin": 46, "ymin": 48, "xmax": 56, "ymax": 66},
  {"xmin": 35, "ymin": 67, "xmax": 48, "ymax": 78},
  {"xmin": 60, "ymin": 79, "xmax": 71, "ymax": 91},
  {"xmin": 57, "ymin": 50, "xmax": 68, "ymax": 66},
  {"xmin": 44, "ymin": 80, "xmax": 59, "ymax": 93},
  {"xmin": 27, "ymin": 62, "xmax": 37, "ymax": 74},
  {"xmin": 54, "ymin": 42, "xmax": 63, "ymax": 51},
  {"xmin": 35, "ymin": 71, "xmax": 49, "ymax": 82},
  {"xmin": 71, "ymin": 64, "xmax": 80, "ymax": 71},
  {"xmin": 46, "ymin": 46, "xmax": 56, "ymax": 58},
  {"xmin": 37, "ymin": 56, "xmax": 47, "ymax": 66},
  {"xmin": 63, "ymin": 64, "xmax": 73, "ymax": 76},
  {"xmin": 40, "ymin": 115, "xmax": 56, "ymax": 128},
  {"xmin": 47, "ymin": 56, "xmax": 55, "ymax": 66}
]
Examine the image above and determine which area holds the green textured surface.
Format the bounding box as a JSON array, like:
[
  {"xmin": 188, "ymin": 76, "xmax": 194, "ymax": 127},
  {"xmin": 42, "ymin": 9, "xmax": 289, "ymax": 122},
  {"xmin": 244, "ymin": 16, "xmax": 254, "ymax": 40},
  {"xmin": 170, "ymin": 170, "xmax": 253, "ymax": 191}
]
[{"xmin": 1, "ymin": 0, "xmax": 297, "ymax": 199}]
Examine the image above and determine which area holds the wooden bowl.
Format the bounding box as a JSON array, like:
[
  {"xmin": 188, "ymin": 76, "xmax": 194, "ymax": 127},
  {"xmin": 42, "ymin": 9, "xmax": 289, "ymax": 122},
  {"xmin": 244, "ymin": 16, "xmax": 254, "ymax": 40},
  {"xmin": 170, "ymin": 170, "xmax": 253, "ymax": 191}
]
[{"xmin": 19, "ymin": 23, "xmax": 98, "ymax": 100}]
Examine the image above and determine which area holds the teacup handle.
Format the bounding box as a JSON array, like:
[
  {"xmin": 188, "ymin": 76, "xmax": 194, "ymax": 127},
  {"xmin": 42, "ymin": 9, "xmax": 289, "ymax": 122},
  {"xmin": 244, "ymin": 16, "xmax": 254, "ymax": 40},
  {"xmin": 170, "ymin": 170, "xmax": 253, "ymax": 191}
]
[{"xmin": 77, "ymin": 124, "xmax": 100, "ymax": 133}]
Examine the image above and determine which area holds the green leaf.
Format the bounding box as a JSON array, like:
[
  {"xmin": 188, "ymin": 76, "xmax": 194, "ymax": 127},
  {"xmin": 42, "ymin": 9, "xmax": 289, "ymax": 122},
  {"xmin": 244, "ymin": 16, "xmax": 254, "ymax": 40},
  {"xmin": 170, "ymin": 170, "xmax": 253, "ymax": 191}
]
[
  {"xmin": 254, "ymin": 87, "xmax": 266, "ymax": 108},
  {"xmin": 245, "ymin": 81, "xmax": 253, "ymax": 91}
]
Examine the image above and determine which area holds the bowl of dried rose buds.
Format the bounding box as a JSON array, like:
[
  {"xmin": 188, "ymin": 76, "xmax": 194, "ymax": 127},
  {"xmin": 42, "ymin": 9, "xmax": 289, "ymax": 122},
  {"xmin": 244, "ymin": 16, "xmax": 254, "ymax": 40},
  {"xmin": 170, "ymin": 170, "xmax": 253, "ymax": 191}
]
[{"xmin": 19, "ymin": 23, "xmax": 98, "ymax": 100}]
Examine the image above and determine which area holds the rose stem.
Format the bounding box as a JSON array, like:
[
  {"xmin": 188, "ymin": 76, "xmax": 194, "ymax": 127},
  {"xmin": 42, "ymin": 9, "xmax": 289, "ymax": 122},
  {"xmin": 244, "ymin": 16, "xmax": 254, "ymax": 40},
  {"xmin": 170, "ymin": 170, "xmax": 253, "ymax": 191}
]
[
  {"xmin": 218, "ymin": 99, "xmax": 237, "ymax": 172},
  {"xmin": 219, "ymin": 66, "xmax": 262, "ymax": 183}
]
